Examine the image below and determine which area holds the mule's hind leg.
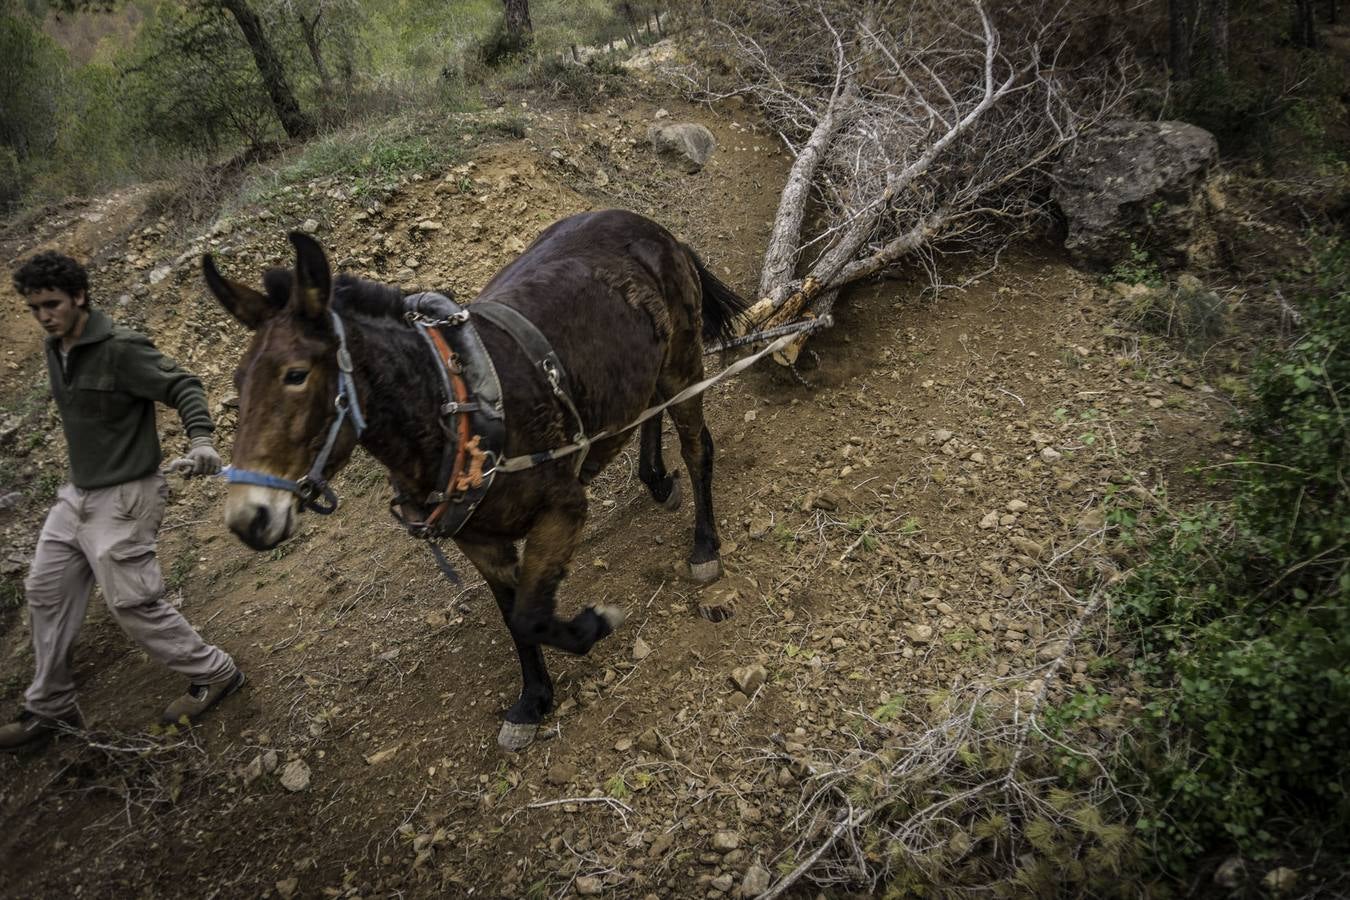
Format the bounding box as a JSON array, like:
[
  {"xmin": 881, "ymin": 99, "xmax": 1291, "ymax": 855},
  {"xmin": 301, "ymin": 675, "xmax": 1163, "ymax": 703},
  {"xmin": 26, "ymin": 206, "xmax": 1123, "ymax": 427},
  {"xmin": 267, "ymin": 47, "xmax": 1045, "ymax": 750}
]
[
  {"xmin": 510, "ymin": 492, "xmax": 626, "ymax": 655},
  {"xmin": 664, "ymin": 391, "xmax": 723, "ymax": 583},
  {"xmin": 638, "ymin": 412, "xmax": 681, "ymax": 510},
  {"xmin": 455, "ymin": 538, "xmax": 553, "ymax": 751}
]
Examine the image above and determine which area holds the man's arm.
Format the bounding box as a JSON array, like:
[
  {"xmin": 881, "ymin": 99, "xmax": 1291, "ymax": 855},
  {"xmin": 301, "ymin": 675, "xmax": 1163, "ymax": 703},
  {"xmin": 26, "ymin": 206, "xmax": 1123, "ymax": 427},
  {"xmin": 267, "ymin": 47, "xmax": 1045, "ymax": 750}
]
[{"xmin": 117, "ymin": 332, "xmax": 221, "ymax": 474}]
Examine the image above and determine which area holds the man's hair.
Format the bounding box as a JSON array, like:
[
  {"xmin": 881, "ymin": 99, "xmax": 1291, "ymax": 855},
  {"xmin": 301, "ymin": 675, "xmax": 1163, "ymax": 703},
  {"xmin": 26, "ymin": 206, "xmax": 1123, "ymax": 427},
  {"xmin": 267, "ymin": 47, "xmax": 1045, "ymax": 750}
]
[{"xmin": 13, "ymin": 251, "xmax": 91, "ymax": 305}]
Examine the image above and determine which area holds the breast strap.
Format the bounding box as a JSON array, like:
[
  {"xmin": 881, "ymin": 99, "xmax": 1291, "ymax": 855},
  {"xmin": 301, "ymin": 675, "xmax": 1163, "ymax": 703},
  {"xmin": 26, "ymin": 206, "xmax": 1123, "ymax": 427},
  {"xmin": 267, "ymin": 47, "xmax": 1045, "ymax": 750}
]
[{"xmin": 399, "ymin": 291, "xmax": 505, "ymax": 538}]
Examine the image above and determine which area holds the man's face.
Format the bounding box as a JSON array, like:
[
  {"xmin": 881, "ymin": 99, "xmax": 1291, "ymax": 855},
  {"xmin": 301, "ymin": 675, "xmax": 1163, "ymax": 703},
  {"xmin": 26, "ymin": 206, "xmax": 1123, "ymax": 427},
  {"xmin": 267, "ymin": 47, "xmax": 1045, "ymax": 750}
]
[{"xmin": 24, "ymin": 288, "xmax": 86, "ymax": 340}]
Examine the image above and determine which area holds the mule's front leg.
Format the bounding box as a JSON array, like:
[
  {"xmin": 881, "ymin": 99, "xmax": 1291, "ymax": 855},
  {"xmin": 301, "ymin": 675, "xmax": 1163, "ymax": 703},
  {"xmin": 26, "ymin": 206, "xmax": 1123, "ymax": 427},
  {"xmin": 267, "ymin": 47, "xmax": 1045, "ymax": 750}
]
[
  {"xmin": 511, "ymin": 500, "xmax": 625, "ymax": 655},
  {"xmin": 456, "ymin": 538, "xmax": 554, "ymax": 751}
]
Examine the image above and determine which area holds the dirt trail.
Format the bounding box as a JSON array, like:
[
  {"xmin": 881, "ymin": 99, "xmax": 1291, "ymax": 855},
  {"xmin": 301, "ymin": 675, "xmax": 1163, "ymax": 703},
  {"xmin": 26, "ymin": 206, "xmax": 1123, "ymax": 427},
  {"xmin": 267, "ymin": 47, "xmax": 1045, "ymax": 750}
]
[{"xmin": 0, "ymin": 85, "xmax": 1234, "ymax": 899}]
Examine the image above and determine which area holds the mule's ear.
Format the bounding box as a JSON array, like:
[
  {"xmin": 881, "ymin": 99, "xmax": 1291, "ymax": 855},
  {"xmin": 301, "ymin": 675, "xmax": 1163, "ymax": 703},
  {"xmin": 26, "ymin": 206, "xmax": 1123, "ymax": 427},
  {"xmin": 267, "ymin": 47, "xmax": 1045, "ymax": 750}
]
[
  {"xmin": 288, "ymin": 231, "xmax": 331, "ymax": 321},
  {"xmin": 202, "ymin": 254, "xmax": 277, "ymax": 330}
]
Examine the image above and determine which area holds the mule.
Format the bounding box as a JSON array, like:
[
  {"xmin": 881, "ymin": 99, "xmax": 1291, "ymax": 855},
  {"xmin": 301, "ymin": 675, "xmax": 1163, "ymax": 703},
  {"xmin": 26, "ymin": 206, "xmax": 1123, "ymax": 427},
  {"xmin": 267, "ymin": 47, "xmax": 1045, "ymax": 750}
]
[{"xmin": 202, "ymin": 209, "xmax": 746, "ymax": 749}]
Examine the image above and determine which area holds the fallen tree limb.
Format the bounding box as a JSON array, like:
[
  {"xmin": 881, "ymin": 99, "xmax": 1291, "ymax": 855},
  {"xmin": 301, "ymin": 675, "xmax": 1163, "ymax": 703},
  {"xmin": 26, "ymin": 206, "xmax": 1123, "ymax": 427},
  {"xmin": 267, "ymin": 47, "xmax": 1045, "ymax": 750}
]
[{"xmin": 702, "ymin": 0, "xmax": 1129, "ymax": 364}]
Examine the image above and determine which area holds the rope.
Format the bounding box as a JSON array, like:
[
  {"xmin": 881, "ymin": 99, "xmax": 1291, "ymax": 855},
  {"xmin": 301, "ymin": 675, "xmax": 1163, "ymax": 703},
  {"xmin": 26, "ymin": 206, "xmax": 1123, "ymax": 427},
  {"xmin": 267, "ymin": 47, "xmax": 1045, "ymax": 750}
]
[{"xmin": 488, "ymin": 316, "xmax": 830, "ymax": 476}]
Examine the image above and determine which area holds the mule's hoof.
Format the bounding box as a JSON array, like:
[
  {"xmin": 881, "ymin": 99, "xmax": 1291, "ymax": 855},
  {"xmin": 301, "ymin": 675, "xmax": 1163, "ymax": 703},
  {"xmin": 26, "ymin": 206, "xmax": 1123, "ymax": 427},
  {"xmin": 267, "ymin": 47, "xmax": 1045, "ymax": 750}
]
[
  {"xmin": 497, "ymin": 720, "xmax": 539, "ymax": 752},
  {"xmin": 659, "ymin": 476, "xmax": 682, "ymax": 511},
  {"xmin": 594, "ymin": 604, "xmax": 627, "ymax": 631},
  {"xmin": 687, "ymin": 559, "xmax": 724, "ymax": 584}
]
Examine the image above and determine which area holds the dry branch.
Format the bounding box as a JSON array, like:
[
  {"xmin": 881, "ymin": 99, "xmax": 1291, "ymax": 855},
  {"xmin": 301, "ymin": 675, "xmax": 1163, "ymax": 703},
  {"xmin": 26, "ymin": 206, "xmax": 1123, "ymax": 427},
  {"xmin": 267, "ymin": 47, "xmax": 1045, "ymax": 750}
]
[{"xmin": 699, "ymin": 0, "xmax": 1128, "ymax": 363}]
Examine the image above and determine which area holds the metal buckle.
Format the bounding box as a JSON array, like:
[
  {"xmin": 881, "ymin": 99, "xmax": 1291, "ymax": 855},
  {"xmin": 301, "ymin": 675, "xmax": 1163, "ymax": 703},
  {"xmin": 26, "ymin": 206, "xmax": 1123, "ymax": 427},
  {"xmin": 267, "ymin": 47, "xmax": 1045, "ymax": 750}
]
[
  {"xmin": 295, "ymin": 477, "xmax": 321, "ymax": 503},
  {"xmin": 408, "ymin": 310, "xmax": 469, "ymax": 328}
]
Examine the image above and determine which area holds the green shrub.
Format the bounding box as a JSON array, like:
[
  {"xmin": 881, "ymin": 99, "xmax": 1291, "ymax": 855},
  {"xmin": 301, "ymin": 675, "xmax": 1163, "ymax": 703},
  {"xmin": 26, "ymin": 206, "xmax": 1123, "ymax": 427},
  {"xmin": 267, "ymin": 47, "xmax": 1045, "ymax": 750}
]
[
  {"xmin": 1104, "ymin": 243, "xmax": 1162, "ymax": 287},
  {"xmin": 121, "ymin": 4, "xmax": 279, "ymax": 155},
  {"xmin": 238, "ymin": 113, "xmax": 468, "ymax": 204},
  {"xmin": 1114, "ymin": 238, "xmax": 1350, "ymax": 875},
  {"xmin": 1119, "ymin": 275, "xmax": 1227, "ymax": 353},
  {"xmin": 505, "ymin": 55, "xmax": 627, "ymax": 108}
]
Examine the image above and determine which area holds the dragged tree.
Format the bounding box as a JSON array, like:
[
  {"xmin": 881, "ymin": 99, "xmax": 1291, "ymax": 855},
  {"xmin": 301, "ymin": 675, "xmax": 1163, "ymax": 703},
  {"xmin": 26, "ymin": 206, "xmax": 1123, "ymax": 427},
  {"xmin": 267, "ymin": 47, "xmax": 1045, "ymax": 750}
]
[{"xmin": 684, "ymin": 0, "xmax": 1126, "ymax": 363}]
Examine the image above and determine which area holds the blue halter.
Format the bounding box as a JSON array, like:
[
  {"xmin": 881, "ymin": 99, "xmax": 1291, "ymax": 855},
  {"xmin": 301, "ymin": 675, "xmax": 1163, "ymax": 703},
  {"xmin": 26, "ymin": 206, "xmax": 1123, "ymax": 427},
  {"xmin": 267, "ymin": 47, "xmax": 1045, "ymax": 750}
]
[{"xmin": 224, "ymin": 310, "xmax": 367, "ymax": 515}]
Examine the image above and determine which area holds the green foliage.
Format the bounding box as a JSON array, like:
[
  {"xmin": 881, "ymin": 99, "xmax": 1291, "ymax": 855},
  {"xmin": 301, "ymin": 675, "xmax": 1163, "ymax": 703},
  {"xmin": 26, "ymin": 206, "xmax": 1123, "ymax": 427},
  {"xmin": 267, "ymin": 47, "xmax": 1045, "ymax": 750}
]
[
  {"xmin": 503, "ymin": 55, "xmax": 629, "ymax": 109},
  {"xmin": 1114, "ymin": 238, "xmax": 1350, "ymax": 874},
  {"xmin": 0, "ymin": 11, "xmax": 61, "ymax": 205},
  {"xmin": 1171, "ymin": 50, "xmax": 1347, "ymax": 168},
  {"xmin": 1119, "ymin": 276, "xmax": 1228, "ymax": 353},
  {"xmin": 0, "ymin": 577, "xmax": 22, "ymax": 611},
  {"xmin": 1104, "ymin": 243, "xmax": 1162, "ymax": 287},
  {"xmin": 239, "ymin": 112, "xmax": 469, "ymax": 204},
  {"xmin": 121, "ymin": 4, "xmax": 277, "ymax": 155}
]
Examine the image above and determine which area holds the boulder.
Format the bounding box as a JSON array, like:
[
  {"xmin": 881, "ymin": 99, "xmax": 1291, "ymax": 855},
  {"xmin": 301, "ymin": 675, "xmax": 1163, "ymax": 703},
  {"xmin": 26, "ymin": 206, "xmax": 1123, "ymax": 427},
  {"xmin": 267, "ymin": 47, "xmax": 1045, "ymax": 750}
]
[
  {"xmin": 648, "ymin": 123, "xmax": 716, "ymax": 173},
  {"xmin": 1053, "ymin": 120, "xmax": 1218, "ymax": 270}
]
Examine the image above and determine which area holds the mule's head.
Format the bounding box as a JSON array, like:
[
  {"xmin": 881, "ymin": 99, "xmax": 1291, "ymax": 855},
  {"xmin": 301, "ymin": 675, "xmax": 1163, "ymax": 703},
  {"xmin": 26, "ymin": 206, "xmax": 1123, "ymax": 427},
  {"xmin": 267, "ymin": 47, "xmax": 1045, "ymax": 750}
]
[{"xmin": 203, "ymin": 232, "xmax": 360, "ymax": 550}]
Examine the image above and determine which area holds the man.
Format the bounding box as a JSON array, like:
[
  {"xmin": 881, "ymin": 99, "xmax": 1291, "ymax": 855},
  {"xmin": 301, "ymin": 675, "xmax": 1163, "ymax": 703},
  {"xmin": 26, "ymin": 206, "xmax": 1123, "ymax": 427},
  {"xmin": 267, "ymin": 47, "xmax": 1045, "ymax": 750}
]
[{"xmin": 1, "ymin": 251, "xmax": 244, "ymax": 752}]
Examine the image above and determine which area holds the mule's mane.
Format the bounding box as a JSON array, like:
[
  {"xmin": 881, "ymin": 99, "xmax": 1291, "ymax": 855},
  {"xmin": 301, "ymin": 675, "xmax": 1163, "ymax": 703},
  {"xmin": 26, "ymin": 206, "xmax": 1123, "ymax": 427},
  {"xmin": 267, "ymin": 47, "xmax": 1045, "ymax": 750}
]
[{"xmin": 332, "ymin": 273, "xmax": 409, "ymax": 322}]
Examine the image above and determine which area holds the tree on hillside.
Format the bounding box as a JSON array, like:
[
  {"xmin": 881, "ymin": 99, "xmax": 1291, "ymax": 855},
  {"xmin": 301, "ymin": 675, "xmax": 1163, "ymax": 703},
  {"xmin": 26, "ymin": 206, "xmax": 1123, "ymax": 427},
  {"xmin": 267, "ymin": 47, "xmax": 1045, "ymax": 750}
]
[
  {"xmin": 53, "ymin": 0, "xmax": 315, "ymax": 141},
  {"xmin": 217, "ymin": 0, "xmax": 315, "ymax": 139},
  {"xmin": 273, "ymin": 0, "xmax": 363, "ymax": 110},
  {"xmin": 1293, "ymin": 0, "xmax": 1320, "ymax": 46},
  {"xmin": 0, "ymin": 12, "xmax": 63, "ymax": 206},
  {"xmin": 503, "ymin": 0, "xmax": 532, "ymax": 46}
]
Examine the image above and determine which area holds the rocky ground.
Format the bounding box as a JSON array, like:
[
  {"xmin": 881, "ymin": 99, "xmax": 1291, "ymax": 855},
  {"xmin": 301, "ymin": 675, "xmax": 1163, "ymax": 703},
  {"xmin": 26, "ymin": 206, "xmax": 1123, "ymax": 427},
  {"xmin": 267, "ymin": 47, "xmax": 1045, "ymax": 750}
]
[{"xmin": 0, "ymin": 57, "xmax": 1271, "ymax": 900}]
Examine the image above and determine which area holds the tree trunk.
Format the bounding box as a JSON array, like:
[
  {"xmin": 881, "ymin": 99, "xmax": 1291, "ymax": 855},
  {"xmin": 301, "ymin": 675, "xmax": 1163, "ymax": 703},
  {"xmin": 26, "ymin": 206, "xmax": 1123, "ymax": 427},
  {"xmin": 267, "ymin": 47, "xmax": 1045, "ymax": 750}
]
[
  {"xmin": 1329, "ymin": 0, "xmax": 1339, "ymax": 25},
  {"xmin": 1294, "ymin": 0, "xmax": 1319, "ymax": 44},
  {"xmin": 758, "ymin": 81, "xmax": 857, "ymax": 303},
  {"xmin": 1168, "ymin": 0, "xmax": 1192, "ymax": 81},
  {"xmin": 503, "ymin": 0, "xmax": 532, "ymax": 45},
  {"xmin": 298, "ymin": 11, "xmax": 334, "ymax": 99},
  {"xmin": 1209, "ymin": 0, "xmax": 1228, "ymax": 74},
  {"xmin": 620, "ymin": 2, "xmax": 641, "ymax": 45},
  {"xmin": 219, "ymin": 0, "xmax": 315, "ymax": 140}
]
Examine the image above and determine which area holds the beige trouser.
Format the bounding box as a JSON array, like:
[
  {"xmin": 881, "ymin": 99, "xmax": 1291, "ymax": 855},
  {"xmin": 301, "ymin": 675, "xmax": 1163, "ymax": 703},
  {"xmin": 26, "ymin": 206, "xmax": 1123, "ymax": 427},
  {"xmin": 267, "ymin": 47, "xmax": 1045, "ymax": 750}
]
[{"xmin": 23, "ymin": 472, "xmax": 236, "ymax": 717}]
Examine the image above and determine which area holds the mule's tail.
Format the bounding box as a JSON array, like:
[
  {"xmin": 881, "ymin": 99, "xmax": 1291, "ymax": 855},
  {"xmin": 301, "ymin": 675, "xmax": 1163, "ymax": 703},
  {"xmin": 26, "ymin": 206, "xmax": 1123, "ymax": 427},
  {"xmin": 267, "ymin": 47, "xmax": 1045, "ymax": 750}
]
[{"xmin": 688, "ymin": 249, "xmax": 749, "ymax": 345}]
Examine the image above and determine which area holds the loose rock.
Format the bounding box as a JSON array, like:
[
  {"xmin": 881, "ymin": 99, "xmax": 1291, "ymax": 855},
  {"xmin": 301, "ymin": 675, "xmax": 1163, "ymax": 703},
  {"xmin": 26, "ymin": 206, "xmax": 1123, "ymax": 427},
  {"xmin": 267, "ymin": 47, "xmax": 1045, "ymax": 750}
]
[
  {"xmin": 1263, "ymin": 868, "xmax": 1298, "ymax": 894},
  {"xmin": 741, "ymin": 863, "xmax": 771, "ymax": 897},
  {"xmin": 279, "ymin": 759, "xmax": 311, "ymax": 792},
  {"xmin": 574, "ymin": 875, "xmax": 603, "ymax": 895},
  {"xmin": 712, "ymin": 831, "xmax": 741, "ymax": 852},
  {"xmin": 648, "ymin": 123, "xmax": 717, "ymax": 173},
  {"xmin": 730, "ymin": 664, "xmax": 767, "ymax": 696}
]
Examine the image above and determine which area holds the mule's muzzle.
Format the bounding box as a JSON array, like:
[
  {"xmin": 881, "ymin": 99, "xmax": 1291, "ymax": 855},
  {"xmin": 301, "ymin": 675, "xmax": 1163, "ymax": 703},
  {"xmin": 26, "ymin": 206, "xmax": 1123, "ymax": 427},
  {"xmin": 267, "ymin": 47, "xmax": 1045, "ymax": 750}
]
[{"xmin": 225, "ymin": 485, "xmax": 296, "ymax": 550}]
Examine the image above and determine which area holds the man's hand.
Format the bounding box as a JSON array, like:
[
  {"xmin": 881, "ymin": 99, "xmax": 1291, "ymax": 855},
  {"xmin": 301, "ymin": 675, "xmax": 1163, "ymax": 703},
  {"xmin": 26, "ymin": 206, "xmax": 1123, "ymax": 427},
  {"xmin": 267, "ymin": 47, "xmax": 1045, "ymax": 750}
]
[{"xmin": 168, "ymin": 436, "xmax": 222, "ymax": 477}]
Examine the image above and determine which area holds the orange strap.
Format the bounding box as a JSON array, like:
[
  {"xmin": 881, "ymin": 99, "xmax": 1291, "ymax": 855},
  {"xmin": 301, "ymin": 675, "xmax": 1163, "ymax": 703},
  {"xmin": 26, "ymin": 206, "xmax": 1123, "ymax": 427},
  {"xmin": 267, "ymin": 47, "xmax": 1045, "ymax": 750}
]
[{"xmin": 424, "ymin": 327, "xmax": 474, "ymax": 530}]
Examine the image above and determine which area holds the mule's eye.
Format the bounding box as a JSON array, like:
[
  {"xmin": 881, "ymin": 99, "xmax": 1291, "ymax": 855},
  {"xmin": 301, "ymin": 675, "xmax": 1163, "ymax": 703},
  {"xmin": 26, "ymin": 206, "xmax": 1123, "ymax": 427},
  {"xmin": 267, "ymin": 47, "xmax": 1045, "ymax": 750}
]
[{"xmin": 283, "ymin": 368, "xmax": 309, "ymax": 386}]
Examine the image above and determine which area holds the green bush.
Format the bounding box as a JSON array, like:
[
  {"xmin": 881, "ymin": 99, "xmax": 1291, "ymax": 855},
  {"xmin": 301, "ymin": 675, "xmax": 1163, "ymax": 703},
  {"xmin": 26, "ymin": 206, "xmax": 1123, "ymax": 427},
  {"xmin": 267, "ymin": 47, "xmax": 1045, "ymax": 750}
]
[
  {"xmin": 121, "ymin": 4, "xmax": 280, "ymax": 156},
  {"xmin": 0, "ymin": 11, "xmax": 66, "ymax": 208},
  {"xmin": 1174, "ymin": 54, "xmax": 1346, "ymax": 168},
  {"xmin": 1114, "ymin": 238, "xmax": 1350, "ymax": 875},
  {"xmin": 505, "ymin": 55, "xmax": 628, "ymax": 108}
]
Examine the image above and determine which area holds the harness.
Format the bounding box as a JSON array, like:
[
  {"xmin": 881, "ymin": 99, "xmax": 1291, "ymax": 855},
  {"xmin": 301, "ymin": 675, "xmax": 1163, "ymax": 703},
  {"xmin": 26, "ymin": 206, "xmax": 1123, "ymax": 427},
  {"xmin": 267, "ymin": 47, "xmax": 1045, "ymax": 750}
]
[
  {"xmin": 390, "ymin": 292, "xmax": 507, "ymax": 541},
  {"xmin": 223, "ymin": 310, "xmax": 367, "ymax": 514}
]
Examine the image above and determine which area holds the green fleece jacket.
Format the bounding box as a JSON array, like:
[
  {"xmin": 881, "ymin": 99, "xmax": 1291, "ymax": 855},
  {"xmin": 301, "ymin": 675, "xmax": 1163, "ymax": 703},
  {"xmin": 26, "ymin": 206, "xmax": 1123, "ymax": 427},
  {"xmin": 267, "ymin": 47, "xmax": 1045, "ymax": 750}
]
[{"xmin": 45, "ymin": 309, "xmax": 214, "ymax": 489}]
